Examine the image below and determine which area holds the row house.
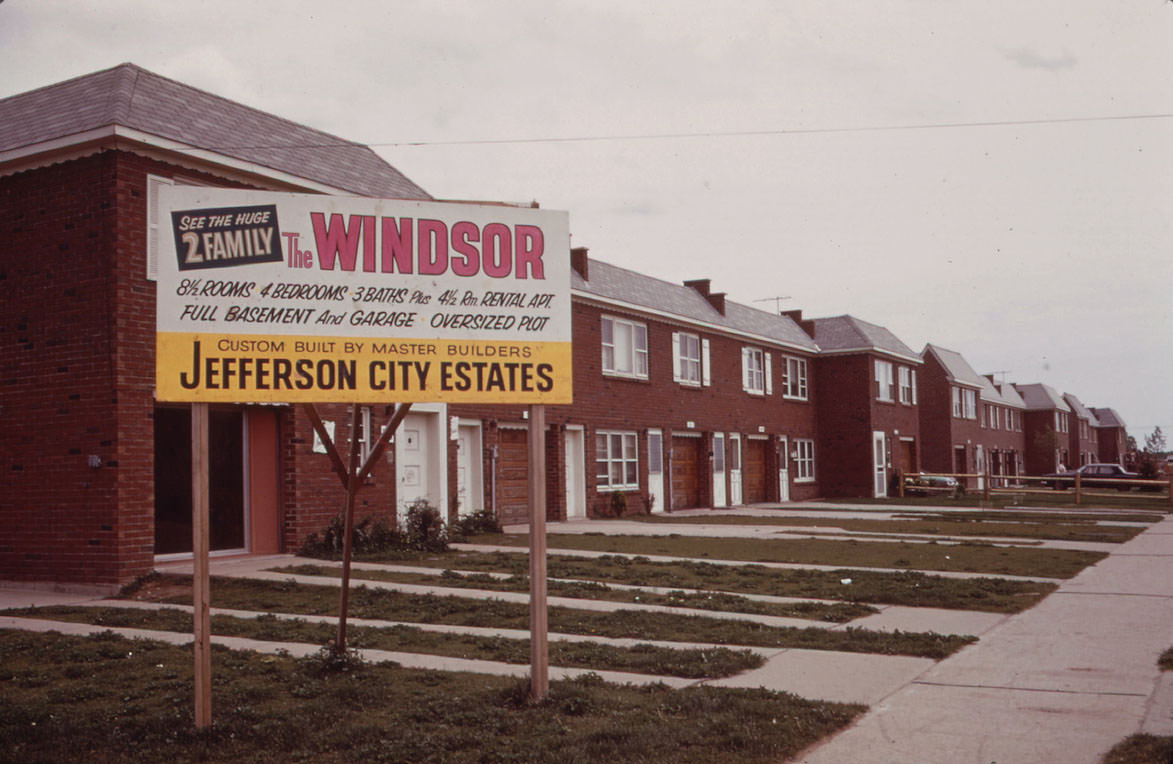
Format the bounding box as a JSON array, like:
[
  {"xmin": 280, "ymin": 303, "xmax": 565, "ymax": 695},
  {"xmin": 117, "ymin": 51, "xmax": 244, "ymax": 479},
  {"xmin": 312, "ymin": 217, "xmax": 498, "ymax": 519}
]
[
  {"xmin": 447, "ymin": 252, "xmax": 822, "ymax": 523},
  {"xmin": 918, "ymin": 344, "xmax": 1027, "ymax": 489},
  {"xmin": 1091, "ymin": 408, "xmax": 1128, "ymax": 465},
  {"xmin": 1062, "ymin": 393, "xmax": 1100, "ymax": 468},
  {"xmin": 808, "ymin": 315, "xmax": 923, "ymax": 498},
  {"xmin": 1, "ymin": 65, "xmax": 1135, "ymax": 589},
  {"xmin": 1014, "ymin": 383, "xmax": 1074, "ymax": 474},
  {"xmin": 0, "ymin": 64, "xmax": 431, "ymax": 587}
]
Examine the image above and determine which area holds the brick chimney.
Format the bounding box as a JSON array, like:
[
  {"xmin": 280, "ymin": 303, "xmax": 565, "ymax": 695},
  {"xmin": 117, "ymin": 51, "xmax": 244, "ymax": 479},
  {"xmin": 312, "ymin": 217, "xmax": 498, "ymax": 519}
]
[
  {"xmin": 570, "ymin": 247, "xmax": 589, "ymax": 280},
  {"xmin": 782, "ymin": 309, "xmax": 816, "ymax": 338},
  {"xmin": 684, "ymin": 279, "xmax": 727, "ymax": 315}
]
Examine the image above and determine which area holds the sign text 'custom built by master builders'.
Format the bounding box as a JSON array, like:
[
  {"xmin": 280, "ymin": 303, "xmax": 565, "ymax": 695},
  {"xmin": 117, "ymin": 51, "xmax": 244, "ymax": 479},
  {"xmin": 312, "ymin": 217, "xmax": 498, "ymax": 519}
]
[{"xmin": 156, "ymin": 188, "xmax": 572, "ymax": 404}]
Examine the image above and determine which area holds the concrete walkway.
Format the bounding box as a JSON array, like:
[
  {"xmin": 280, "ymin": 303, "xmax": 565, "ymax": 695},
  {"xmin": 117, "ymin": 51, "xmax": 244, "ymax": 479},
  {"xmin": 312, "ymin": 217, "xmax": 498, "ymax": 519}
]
[{"xmin": 796, "ymin": 515, "xmax": 1173, "ymax": 763}]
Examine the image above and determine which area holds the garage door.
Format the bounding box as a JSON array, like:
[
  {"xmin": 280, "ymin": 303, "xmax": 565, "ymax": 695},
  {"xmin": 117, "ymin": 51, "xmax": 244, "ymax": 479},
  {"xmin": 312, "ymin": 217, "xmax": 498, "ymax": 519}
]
[
  {"xmin": 497, "ymin": 429, "xmax": 530, "ymax": 526},
  {"xmin": 671, "ymin": 436, "xmax": 701, "ymax": 510},
  {"xmin": 743, "ymin": 438, "xmax": 768, "ymax": 504}
]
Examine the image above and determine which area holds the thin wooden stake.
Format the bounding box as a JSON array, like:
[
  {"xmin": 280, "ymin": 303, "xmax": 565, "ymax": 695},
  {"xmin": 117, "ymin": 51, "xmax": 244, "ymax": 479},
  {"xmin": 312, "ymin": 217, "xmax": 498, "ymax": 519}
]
[
  {"xmin": 336, "ymin": 404, "xmax": 362, "ymax": 653},
  {"xmin": 528, "ymin": 404, "xmax": 549, "ymax": 699},
  {"xmin": 191, "ymin": 402, "xmax": 212, "ymax": 729}
]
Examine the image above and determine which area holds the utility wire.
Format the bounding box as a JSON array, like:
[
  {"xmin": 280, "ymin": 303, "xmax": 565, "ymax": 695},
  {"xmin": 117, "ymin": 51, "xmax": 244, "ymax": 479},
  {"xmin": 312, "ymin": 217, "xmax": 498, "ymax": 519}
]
[{"xmin": 181, "ymin": 111, "xmax": 1173, "ymax": 152}]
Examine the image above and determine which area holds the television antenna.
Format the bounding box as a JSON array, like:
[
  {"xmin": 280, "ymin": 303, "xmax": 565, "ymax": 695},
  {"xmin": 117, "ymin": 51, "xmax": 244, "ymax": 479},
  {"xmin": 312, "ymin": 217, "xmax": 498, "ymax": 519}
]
[{"xmin": 754, "ymin": 296, "xmax": 792, "ymax": 313}]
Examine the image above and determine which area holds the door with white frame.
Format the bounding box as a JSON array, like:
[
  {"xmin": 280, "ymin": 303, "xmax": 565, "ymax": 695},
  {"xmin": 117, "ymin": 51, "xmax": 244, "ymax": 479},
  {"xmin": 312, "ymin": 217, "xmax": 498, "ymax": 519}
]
[
  {"xmin": 872, "ymin": 431, "xmax": 888, "ymax": 498},
  {"xmin": 564, "ymin": 426, "xmax": 586, "ymax": 519},
  {"xmin": 396, "ymin": 407, "xmax": 447, "ymax": 523},
  {"xmin": 975, "ymin": 444, "xmax": 985, "ymax": 491},
  {"xmin": 728, "ymin": 433, "xmax": 743, "ymax": 505},
  {"xmin": 456, "ymin": 421, "xmax": 483, "ymax": 518},
  {"xmin": 777, "ymin": 436, "xmax": 790, "ymax": 502},
  {"xmin": 646, "ymin": 429, "xmax": 665, "ymax": 513},
  {"xmin": 712, "ymin": 433, "xmax": 727, "ymax": 507}
]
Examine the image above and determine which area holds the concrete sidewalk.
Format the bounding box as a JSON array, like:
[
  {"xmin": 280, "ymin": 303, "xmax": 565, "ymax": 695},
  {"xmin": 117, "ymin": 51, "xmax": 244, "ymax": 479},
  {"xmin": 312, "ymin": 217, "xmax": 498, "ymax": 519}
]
[{"xmin": 796, "ymin": 515, "xmax": 1173, "ymax": 764}]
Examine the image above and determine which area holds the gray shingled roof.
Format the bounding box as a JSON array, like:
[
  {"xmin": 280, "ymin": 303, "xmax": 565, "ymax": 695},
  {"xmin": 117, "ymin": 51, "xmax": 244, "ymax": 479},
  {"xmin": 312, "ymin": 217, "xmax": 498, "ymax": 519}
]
[
  {"xmin": 572, "ymin": 259, "xmax": 818, "ymax": 352},
  {"xmin": 811, "ymin": 315, "xmax": 919, "ymax": 361},
  {"xmin": 1014, "ymin": 383, "xmax": 1071, "ymax": 412},
  {"xmin": 996, "ymin": 382, "xmax": 1027, "ymax": 409},
  {"xmin": 1063, "ymin": 393, "xmax": 1098, "ymax": 424},
  {"xmin": 923, "ymin": 344, "xmax": 987, "ymax": 389},
  {"xmin": 0, "ymin": 64, "xmax": 430, "ymax": 199},
  {"xmin": 1091, "ymin": 407, "xmax": 1126, "ymax": 428}
]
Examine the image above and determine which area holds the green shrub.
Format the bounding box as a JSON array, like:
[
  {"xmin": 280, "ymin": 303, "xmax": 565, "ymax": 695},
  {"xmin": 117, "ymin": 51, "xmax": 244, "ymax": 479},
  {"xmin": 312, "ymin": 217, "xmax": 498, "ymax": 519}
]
[
  {"xmin": 402, "ymin": 500, "xmax": 449, "ymax": 552},
  {"xmin": 451, "ymin": 509, "xmax": 503, "ymax": 540}
]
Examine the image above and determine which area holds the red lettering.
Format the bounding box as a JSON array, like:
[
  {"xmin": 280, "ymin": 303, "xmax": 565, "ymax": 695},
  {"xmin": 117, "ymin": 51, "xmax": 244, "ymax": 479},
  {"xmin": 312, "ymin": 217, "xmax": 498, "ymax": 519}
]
[
  {"xmin": 419, "ymin": 219, "xmax": 448, "ymax": 275},
  {"xmin": 482, "ymin": 223, "xmax": 512, "ymax": 278},
  {"xmin": 450, "ymin": 221, "xmax": 480, "ymax": 276},
  {"xmin": 514, "ymin": 225, "xmax": 544, "ymax": 279},
  {"xmin": 311, "ymin": 212, "xmax": 362, "ymax": 271}
]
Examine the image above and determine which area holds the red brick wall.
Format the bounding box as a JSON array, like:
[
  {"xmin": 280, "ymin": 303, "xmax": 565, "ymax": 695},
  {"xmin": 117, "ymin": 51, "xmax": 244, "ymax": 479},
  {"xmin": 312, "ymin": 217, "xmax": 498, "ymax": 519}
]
[
  {"xmin": 814, "ymin": 355, "xmax": 872, "ymax": 496},
  {"xmin": 0, "ymin": 155, "xmax": 124, "ymax": 585},
  {"xmin": 449, "ymin": 298, "xmax": 821, "ymax": 518}
]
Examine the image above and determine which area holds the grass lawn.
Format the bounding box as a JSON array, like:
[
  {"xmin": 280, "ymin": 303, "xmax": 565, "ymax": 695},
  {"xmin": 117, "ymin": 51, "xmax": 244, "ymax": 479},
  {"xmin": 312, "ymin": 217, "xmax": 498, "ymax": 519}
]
[
  {"xmin": 123, "ymin": 575, "xmax": 975, "ymax": 659},
  {"xmin": 0, "ymin": 630, "xmax": 865, "ymax": 764},
  {"xmin": 344, "ymin": 551, "xmax": 1056, "ymax": 613},
  {"xmin": 2, "ymin": 605, "xmax": 765, "ymax": 680},
  {"xmin": 631, "ymin": 513, "xmax": 1146, "ymax": 543},
  {"xmin": 806, "ymin": 493, "xmax": 1170, "ymax": 512},
  {"xmin": 477, "ymin": 533, "xmax": 1105, "ymax": 578},
  {"xmin": 1101, "ymin": 734, "xmax": 1173, "ymax": 764},
  {"xmin": 273, "ymin": 563, "xmax": 879, "ymax": 623}
]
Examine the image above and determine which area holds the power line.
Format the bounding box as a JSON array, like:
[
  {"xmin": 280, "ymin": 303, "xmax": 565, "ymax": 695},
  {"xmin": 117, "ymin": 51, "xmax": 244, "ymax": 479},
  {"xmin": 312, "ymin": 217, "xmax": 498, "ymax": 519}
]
[{"xmin": 179, "ymin": 111, "xmax": 1173, "ymax": 152}]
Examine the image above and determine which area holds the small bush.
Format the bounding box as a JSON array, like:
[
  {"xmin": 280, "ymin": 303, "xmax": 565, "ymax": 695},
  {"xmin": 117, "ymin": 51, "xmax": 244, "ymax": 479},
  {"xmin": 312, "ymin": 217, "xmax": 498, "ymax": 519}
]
[
  {"xmin": 402, "ymin": 500, "xmax": 449, "ymax": 552},
  {"xmin": 451, "ymin": 509, "xmax": 503, "ymax": 540},
  {"xmin": 609, "ymin": 491, "xmax": 628, "ymax": 517}
]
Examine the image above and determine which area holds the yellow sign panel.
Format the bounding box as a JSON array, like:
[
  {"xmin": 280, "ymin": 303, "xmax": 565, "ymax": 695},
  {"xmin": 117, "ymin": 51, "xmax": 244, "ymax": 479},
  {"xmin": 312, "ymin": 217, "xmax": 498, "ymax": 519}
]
[{"xmin": 157, "ymin": 332, "xmax": 573, "ymax": 403}]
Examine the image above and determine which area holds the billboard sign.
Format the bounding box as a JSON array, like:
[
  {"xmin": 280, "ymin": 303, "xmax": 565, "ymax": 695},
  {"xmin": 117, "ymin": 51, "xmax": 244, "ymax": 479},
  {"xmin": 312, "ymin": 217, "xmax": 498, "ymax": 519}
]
[{"xmin": 155, "ymin": 187, "xmax": 572, "ymax": 403}]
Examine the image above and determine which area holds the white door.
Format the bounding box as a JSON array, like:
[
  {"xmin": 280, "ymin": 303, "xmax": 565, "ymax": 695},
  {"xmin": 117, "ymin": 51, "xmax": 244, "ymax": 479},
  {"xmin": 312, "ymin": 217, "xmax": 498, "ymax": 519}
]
[
  {"xmin": 872, "ymin": 431, "xmax": 888, "ymax": 498},
  {"xmin": 564, "ymin": 427, "xmax": 586, "ymax": 519},
  {"xmin": 777, "ymin": 436, "xmax": 790, "ymax": 502},
  {"xmin": 647, "ymin": 429, "xmax": 665, "ymax": 513},
  {"xmin": 712, "ymin": 433, "xmax": 726, "ymax": 507},
  {"xmin": 975, "ymin": 444, "xmax": 985, "ymax": 491},
  {"xmin": 456, "ymin": 422, "xmax": 483, "ymax": 517},
  {"xmin": 396, "ymin": 410, "xmax": 446, "ymax": 522},
  {"xmin": 728, "ymin": 433, "xmax": 743, "ymax": 505}
]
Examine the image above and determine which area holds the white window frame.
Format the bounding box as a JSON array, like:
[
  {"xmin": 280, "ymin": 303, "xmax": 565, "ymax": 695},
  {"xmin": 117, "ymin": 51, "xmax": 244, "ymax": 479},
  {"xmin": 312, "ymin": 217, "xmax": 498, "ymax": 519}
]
[
  {"xmin": 782, "ymin": 356, "xmax": 809, "ymax": 400},
  {"xmin": 672, "ymin": 331, "xmax": 703, "ymax": 386},
  {"xmin": 990, "ymin": 406, "xmax": 1000, "ymax": 430},
  {"xmin": 875, "ymin": 359, "xmax": 895, "ymax": 402},
  {"xmin": 898, "ymin": 366, "xmax": 914, "ymax": 405},
  {"xmin": 794, "ymin": 439, "xmax": 816, "ymax": 482},
  {"xmin": 601, "ymin": 316, "xmax": 648, "ymax": 380},
  {"xmin": 742, "ymin": 347, "xmax": 766, "ymax": 395},
  {"xmin": 963, "ymin": 389, "xmax": 977, "ymax": 420},
  {"xmin": 952, "ymin": 387, "xmax": 962, "ymax": 418},
  {"xmin": 595, "ymin": 430, "xmax": 639, "ymax": 491}
]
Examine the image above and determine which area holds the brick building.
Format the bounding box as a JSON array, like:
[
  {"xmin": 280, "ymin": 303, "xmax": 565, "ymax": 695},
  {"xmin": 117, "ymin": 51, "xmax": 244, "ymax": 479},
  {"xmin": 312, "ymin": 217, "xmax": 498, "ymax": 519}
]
[
  {"xmin": 918, "ymin": 345, "xmax": 1025, "ymax": 489},
  {"xmin": 1014, "ymin": 383, "xmax": 1073, "ymax": 475},
  {"xmin": 0, "ymin": 64, "xmax": 429, "ymax": 588},
  {"xmin": 1091, "ymin": 407, "xmax": 1128, "ymax": 465},
  {"xmin": 1062, "ymin": 393, "xmax": 1100, "ymax": 468},
  {"xmin": 808, "ymin": 315, "xmax": 922, "ymax": 498}
]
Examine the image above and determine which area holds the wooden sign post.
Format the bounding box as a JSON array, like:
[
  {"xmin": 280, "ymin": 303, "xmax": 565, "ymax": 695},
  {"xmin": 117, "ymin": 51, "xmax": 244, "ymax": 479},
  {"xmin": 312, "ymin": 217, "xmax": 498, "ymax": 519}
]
[
  {"xmin": 191, "ymin": 402, "xmax": 212, "ymax": 729},
  {"xmin": 528, "ymin": 404, "xmax": 549, "ymax": 699}
]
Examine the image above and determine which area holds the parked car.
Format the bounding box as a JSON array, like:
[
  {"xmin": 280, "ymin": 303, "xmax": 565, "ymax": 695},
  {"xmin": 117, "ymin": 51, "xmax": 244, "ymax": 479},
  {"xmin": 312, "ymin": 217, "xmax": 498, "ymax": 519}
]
[
  {"xmin": 903, "ymin": 473, "xmax": 960, "ymax": 496},
  {"xmin": 1040, "ymin": 463, "xmax": 1153, "ymax": 491}
]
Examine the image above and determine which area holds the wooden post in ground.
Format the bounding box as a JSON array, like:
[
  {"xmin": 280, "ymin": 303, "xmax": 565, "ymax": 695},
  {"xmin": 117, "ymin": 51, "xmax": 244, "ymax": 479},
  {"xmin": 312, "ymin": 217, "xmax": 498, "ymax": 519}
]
[
  {"xmin": 983, "ymin": 465, "xmax": 991, "ymax": 502},
  {"xmin": 1075, "ymin": 471, "xmax": 1082, "ymax": 505},
  {"xmin": 191, "ymin": 402, "xmax": 212, "ymax": 729},
  {"xmin": 336, "ymin": 404, "xmax": 362, "ymax": 653},
  {"xmin": 897, "ymin": 468, "xmax": 904, "ymax": 498},
  {"xmin": 528, "ymin": 404, "xmax": 549, "ymax": 699}
]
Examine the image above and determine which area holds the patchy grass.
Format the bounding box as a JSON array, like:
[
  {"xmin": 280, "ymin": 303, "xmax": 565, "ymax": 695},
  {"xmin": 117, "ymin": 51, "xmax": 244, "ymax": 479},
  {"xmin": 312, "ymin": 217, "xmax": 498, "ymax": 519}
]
[
  {"xmin": 127, "ymin": 575, "xmax": 975, "ymax": 659},
  {"xmin": 4, "ymin": 605, "xmax": 763, "ymax": 680},
  {"xmin": 479, "ymin": 533, "xmax": 1104, "ymax": 579},
  {"xmin": 392, "ymin": 552, "xmax": 1056, "ymax": 613},
  {"xmin": 0, "ymin": 630, "xmax": 865, "ymax": 764},
  {"xmin": 1101, "ymin": 734, "xmax": 1173, "ymax": 764},
  {"xmin": 809, "ymin": 492, "xmax": 1170, "ymax": 512},
  {"xmin": 1160, "ymin": 646, "xmax": 1173, "ymax": 672},
  {"xmin": 632, "ymin": 513, "xmax": 1146, "ymax": 543},
  {"xmin": 272, "ymin": 563, "xmax": 878, "ymax": 623}
]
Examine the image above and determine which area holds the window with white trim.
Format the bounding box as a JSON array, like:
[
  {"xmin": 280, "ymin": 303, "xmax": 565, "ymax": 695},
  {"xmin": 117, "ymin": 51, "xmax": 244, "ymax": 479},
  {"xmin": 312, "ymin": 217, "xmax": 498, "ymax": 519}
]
[
  {"xmin": 990, "ymin": 406, "xmax": 1000, "ymax": 430},
  {"xmin": 601, "ymin": 316, "xmax": 648, "ymax": 379},
  {"xmin": 953, "ymin": 387, "xmax": 976, "ymax": 419},
  {"xmin": 146, "ymin": 175, "xmax": 174, "ymax": 281},
  {"xmin": 782, "ymin": 356, "xmax": 809, "ymax": 400},
  {"xmin": 673, "ymin": 332, "xmax": 702, "ymax": 385},
  {"xmin": 898, "ymin": 366, "xmax": 915, "ymax": 405},
  {"xmin": 875, "ymin": 360, "xmax": 894, "ymax": 402},
  {"xmin": 595, "ymin": 431, "xmax": 639, "ymax": 490},
  {"xmin": 794, "ymin": 439, "xmax": 816, "ymax": 482},
  {"xmin": 742, "ymin": 347, "xmax": 765, "ymax": 394}
]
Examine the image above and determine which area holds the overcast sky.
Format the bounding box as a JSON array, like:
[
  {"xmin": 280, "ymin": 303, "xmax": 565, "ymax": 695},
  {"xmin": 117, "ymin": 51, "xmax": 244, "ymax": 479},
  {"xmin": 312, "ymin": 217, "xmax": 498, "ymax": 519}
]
[{"xmin": 3, "ymin": 0, "xmax": 1171, "ymax": 444}]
